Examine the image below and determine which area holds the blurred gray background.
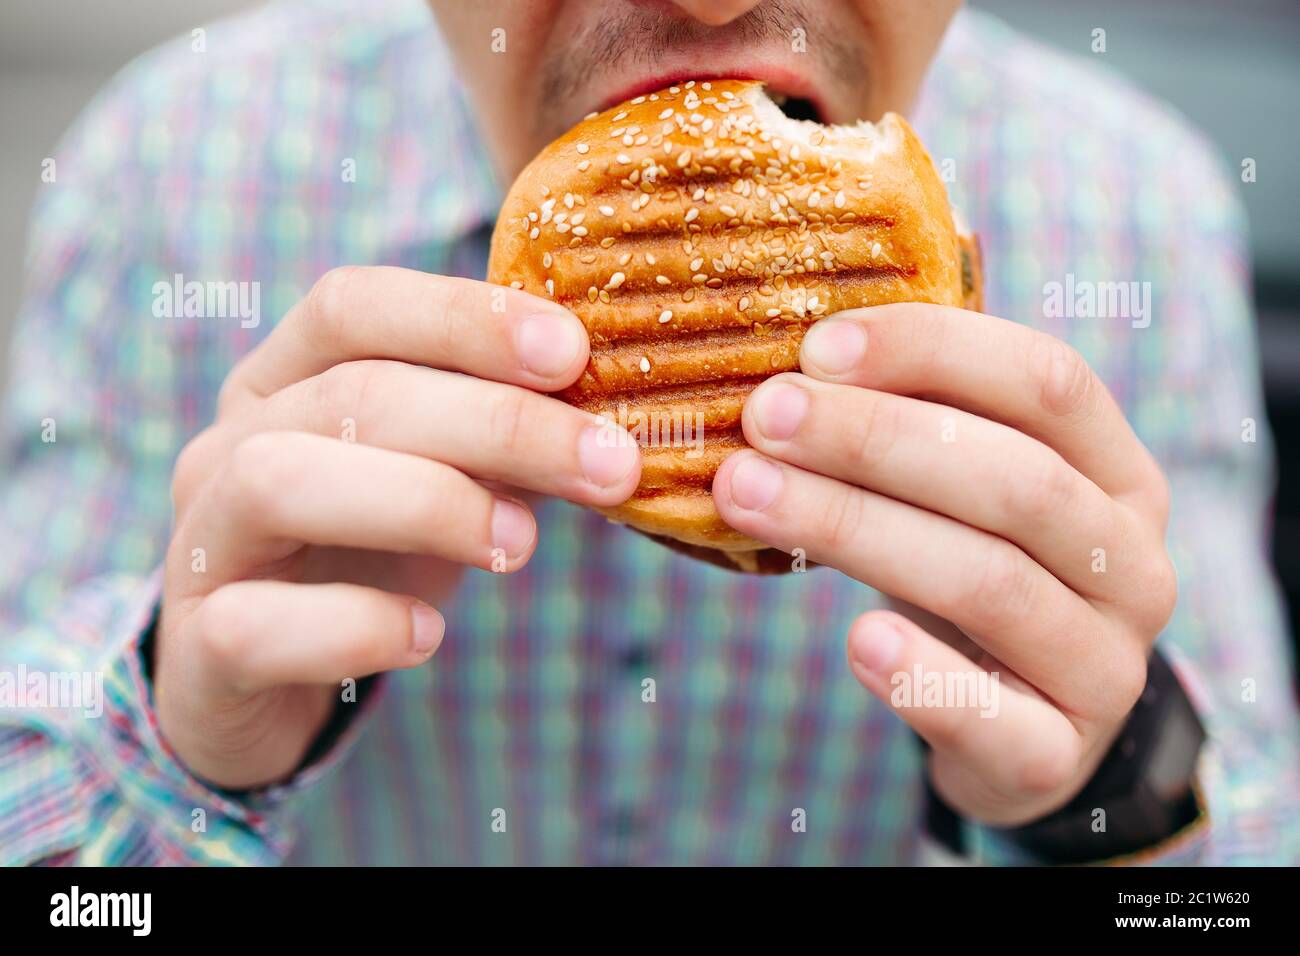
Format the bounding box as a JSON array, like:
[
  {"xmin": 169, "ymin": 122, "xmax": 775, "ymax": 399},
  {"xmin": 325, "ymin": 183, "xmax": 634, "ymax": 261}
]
[{"xmin": 1, "ymin": 0, "xmax": 1298, "ymax": 626}]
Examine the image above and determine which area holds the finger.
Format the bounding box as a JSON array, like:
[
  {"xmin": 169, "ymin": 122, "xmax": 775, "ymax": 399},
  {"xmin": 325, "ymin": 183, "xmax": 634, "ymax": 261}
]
[
  {"xmin": 742, "ymin": 373, "xmax": 1157, "ymax": 605},
  {"xmin": 846, "ymin": 610, "xmax": 1081, "ymax": 803},
  {"xmin": 798, "ymin": 304, "xmax": 1164, "ymax": 507},
  {"xmin": 184, "ymin": 580, "xmax": 445, "ymax": 695},
  {"xmin": 222, "ymin": 266, "xmax": 589, "ymax": 405},
  {"xmin": 170, "ymin": 431, "xmax": 538, "ymax": 588},
  {"xmin": 248, "ymin": 359, "xmax": 640, "ymax": 506},
  {"xmin": 713, "ymin": 451, "xmax": 1142, "ymax": 720}
]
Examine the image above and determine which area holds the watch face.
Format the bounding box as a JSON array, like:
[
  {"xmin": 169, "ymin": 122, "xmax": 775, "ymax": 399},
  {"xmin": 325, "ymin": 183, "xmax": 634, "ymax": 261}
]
[{"xmin": 1149, "ymin": 692, "xmax": 1206, "ymax": 800}]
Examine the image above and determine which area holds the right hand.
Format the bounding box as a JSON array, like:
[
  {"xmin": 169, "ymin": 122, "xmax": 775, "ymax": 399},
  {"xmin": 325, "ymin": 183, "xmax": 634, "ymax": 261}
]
[{"xmin": 156, "ymin": 266, "xmax": 641, "ymax": 789}]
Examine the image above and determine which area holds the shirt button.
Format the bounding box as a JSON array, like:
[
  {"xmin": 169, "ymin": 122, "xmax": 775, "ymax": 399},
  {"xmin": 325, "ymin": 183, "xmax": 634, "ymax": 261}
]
[{"xmin": 616, "ymin": 644, "xmax": 653, "ymax": 671}]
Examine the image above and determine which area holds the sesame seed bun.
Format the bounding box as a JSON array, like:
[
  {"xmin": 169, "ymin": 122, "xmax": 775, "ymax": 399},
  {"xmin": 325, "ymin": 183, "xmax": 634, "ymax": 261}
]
[{"xmin": 489, "ymin": 79, "xmax": 982, "ymax": 574}]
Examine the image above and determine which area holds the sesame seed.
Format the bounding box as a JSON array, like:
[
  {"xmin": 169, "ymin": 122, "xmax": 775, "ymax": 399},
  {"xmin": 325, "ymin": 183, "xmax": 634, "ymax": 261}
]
[
  {"xmin": 645, "ymin": 253, "xmax": 656, "ymax": 265},
  {"xmin": 572, "ymin": 226, "xmax": 588, "ymax": 236},
  {"xmin": 739, "ymin": 296, "xmax": 752, "ymax": 310},
  {"xmin": 619, "ymin": 252, "xmax": 632, "ymax": 266},
  {"xmin": 588, "ymin": 286, "xmax": 598, "ymax": 302},
  {"xmin": 510, "ymin": 281, "xmax": 524, "ymax": 289},
  {"xmin": 543, "ymin": 252, "xmax": 553, "ymax": 268},
  {"xmin": 766, "ymin": 308, "xmax": 781, "ymax": 317},
  {"xmin": 684, "ymin": 208, "xmax": 699, "ymax": 223},
  {"xmin": 546, "ymin": 279, "xmax": 555, "ymax": 297},
  {"xmin": 607, "ymin": 271, "xmax": 626, "ymax": 289},
  {"xmin": 610, "ymin": 127, "xmax": 626, "ymax": 138},
  {"xmin": 577, "ymin": 160, "xmax": 591, "ymax": 172},
  {"xmin": 658, "ymin": 108, "xmax": 674, "ymax": 120},
  {"xmin": 613, "ymin": 111, "xmax": 628, "ymax": 122},
  {"xmin": 576, "ymin": 143, "xmax": 589, "ymax": 154},
  {"xmin": 690, "ymin": 258, "xmax": 704, "ymax": 271},
  {"xmin": 599, "ymin": 205, "xmax": 615, "ymax": 216},
  {"xmin": 639, "ymin": 356, "xmax": 651, "ymax": 373},
  {"xmin": 834, "ymin": 191, "xmax": 846, "ymax": 209},
  {"xmin": 658, "ymin": 310, "xmax": 673, "ymax": 324},
  {"xmin": 631, "ymin": 96, "xmax": 646, "ymax": 105},
  {"xmin": 656, "ymin": 275, "xmax": 671, "ymax": 285},
  {"xmin": 871, "ymin": 242, "xmax": 882, "ymax": 257},
  {"xmin": 529, "ymin": 227, "xmax": 540, "ymax": 240},
  {"xmin": 616, "ymin": 153, "xmax": 632, "ymax": 164}
]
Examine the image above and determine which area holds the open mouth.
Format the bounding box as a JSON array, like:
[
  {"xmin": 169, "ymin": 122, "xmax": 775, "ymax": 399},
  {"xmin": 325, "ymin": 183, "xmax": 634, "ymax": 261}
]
[
  {"xmin": 768, "ymin": 91, "xmax": 823, "ymax": 123},
  {"xmin": 594, "ymin": 72, "xmax": 830, "ymax": 126}
]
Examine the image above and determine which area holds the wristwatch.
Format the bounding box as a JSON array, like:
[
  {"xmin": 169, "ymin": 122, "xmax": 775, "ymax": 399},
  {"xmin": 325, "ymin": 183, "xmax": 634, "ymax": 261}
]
[{"xmin": 923, "ymin": 648, "xmax": 1206, "ymax": 863}]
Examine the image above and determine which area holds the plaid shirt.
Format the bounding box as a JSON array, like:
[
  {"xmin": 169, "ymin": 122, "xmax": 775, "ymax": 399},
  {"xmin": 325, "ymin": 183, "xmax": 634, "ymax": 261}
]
[{"xmin": 2, "ymin": 0, "xmax": 1298, "ymax": 865}]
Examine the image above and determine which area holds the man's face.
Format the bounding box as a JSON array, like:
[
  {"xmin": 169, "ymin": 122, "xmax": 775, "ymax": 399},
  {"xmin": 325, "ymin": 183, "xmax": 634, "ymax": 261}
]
[{"xmin": 429, "ymin": 0, "xmax": 961, "ymax": 182}]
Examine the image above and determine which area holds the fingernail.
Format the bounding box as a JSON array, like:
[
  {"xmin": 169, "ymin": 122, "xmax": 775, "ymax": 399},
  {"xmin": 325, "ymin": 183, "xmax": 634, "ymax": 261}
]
[
  {"xmin": 729, "ymin": 455, "xmax": 783, "ymax": 512},
  {"xmin": 516, "ymin": 312, "xmax": 583, "ymax": 378},
  {"xmin": 751, "ymin": 381, "xmax": 809, "ymax": 441},
  {"xmin": 802, "ymin": 319, "xmax": 866, "ymax": 376},
  {"xmin": 491, "ymin": 498, "xmax": 535, "ymax": 559},
  {"xmin": 578, "ymin": 424, "xmax": 639, "ymax": 488},
  {"xmin": 851, "ymin": 618, "xmax": 903, "ymax": 675},
  {"xmin": 410, "ymin": 602, "xmax": 444, "ymax": 656}
]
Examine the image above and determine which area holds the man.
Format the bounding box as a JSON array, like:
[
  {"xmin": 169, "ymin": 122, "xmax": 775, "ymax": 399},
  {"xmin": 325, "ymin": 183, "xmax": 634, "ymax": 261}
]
[{"xmin": 0, "ymin": 0, "xmax": 1296, "ymax": 865}]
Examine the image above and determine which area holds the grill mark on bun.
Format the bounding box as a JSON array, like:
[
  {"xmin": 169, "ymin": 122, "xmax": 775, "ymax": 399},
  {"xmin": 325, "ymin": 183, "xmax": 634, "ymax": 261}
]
[{"xmin": 489, "ymin": 78, "xmax": 977, "ymax": 570}]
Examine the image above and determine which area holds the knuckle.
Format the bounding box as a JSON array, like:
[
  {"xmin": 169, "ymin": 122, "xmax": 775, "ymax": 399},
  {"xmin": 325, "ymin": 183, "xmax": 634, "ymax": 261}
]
[
  {"xmin": 1031, "ymin": 336, "xmax": 1093, "ymax": 419},
  {"xmin": 224, "ymin": 432, "xmax": 299, "ymax": 523},
  {"xmin": 1146, "ymin": 466, "xmax": 1172, "ymax": 528},
  {"xmin": 310, "ymin": 359, "xmax": 382, "ymax": 422},
  {"xmin": 216, "ymin": 366, "xmax": 248, "ymax": 415},
  {"xmin": 848, "ymin": 393, "xmax": 901, "ymax": 472},
  {"xmin": 1015, "ymin": 736, "xmax": 1082, "ymax": 798},
  {"xmin": 194, "ymin": 587, "xmax": 258, "ymax": 674},
  {"xmin": 820, "ymin": 484, "xmax": 867, "ymax": 554},
  {"xmin": 485, "ymin": 387, "xmax": 535, "ymax": 453},
  {"xmin": 172, "ymin": 429, "xmax": 220, "ymax": 509},
  {"xmin": 1009, "ymin": 451, "xmax": 1078, "ymax": 526},
  {"xmin": 1112, "ymin": 647, "xmax": 1150, "ymax": 716},
  {"xmin": 426, "ymin": 276, "xmax": 473, "ymax": 359},
  {"xmin": 409, "ymin": 472, "xmax": 462, "ymax": 543},
  {"xmin": 1139, "ymin": 555, "xmax": 1179, "ymax": 633},
  {"xmin": 963, "ymin": 541, "xmax": 1037, "ymax": 630},
  {"xmin": 303, "ymin": 266, "xmax": 365, "ymax": 347}
]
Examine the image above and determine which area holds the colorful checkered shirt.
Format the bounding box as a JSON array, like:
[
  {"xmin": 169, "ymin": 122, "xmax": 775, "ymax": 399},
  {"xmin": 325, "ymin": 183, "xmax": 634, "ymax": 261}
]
[{"xmin": 2, "ymin": 0, "xmax": 1298, "ymax": 865}]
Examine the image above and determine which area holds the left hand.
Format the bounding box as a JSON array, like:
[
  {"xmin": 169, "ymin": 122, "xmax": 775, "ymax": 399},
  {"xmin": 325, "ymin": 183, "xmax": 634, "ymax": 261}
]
[{"xmin": 713, "ymin": 303, "xmax": 1177, "ymax": 826}]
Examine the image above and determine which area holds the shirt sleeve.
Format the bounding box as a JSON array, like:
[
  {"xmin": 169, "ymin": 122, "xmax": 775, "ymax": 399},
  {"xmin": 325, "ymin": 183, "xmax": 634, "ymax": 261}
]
[
  {"xmin": 0, "ymin": 58, "xmax": 377, "ymax": 866},
  {"xmin": 0, "ymin": 570, "xmax": 386, "ymax": 865},
  {"xmin": 959, "ymin": 124, "xmax": 1300, "ymax": 866}
]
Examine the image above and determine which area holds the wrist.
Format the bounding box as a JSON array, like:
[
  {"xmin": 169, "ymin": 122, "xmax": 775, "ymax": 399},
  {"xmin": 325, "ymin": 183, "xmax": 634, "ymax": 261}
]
[{"xmin": 925, "ymin": 648, "xmax": 1207, "ymax": 863}]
